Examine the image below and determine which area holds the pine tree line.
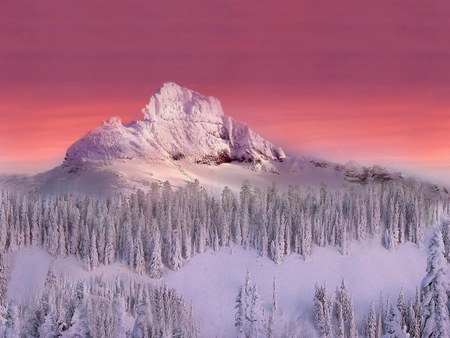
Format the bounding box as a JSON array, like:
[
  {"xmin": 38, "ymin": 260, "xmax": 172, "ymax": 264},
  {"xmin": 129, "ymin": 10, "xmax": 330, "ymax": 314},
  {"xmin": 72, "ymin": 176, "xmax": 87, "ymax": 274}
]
[{"xmin": 0, "ymin": 179, "xmax": 448, "ymax": 281}]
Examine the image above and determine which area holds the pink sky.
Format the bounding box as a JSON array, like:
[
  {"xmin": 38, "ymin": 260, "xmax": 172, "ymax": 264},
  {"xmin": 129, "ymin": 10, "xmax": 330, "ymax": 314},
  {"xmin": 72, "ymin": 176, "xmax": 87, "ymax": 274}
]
[{"xmin": 1, "ymin": 1, "xmax": 450, "ymax": 182}]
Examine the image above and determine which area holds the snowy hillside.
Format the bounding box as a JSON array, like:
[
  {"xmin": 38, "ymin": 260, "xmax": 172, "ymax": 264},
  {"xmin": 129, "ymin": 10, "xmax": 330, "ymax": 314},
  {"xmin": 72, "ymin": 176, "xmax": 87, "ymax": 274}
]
[
  {"xmin": 2, "ymin": 155, "xmax": 447, "ymax": 200},
  {"xmin": 3, "ymin": 240, "xmax": 429, "ymax": 337},
  {"xmin": 0, "ymin": 180, "xmax": 449, "ymax": 336},
  {"xmin": 165, "ymin": 242, "xmax": 428, "ymax": 337}
]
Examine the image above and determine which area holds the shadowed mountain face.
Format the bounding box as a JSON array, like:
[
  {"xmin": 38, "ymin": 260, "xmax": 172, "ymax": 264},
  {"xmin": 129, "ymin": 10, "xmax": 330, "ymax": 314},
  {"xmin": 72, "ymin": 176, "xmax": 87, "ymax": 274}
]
[{"xmin": 63, "ymin": 82, "xmax": 285, "ymax": 172}]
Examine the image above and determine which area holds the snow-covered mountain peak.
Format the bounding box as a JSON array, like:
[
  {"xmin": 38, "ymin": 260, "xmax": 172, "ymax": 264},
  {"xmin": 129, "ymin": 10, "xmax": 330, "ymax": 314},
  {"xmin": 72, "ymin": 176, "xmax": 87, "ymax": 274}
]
[
  {"xmin": 62, "ymin": 83, "xmax": 285, "ymax": 171},
  {"xmin": 142, "ymin": 82, "xmax": 224, "ymax": 123}
]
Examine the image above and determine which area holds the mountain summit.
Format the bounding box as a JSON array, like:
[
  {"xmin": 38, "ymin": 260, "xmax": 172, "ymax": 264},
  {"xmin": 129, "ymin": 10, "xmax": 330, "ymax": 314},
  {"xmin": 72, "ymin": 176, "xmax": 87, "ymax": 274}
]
[
  {"xmin": 63, "ymin": 82, "xmax": 285, "ymax": 172},
  {"xmin": 4, "ymin": 82, "xmax": 439, "ymax": 197}
]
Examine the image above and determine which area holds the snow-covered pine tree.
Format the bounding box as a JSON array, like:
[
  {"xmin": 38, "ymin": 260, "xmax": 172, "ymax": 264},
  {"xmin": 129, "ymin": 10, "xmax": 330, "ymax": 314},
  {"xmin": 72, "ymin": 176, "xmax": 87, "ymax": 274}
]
[
  {"xmin": 415, "ymin": 197, "xmax": 426, "ymax": 247},
  {"xmin": 368, "ymin": 301, "xmax": 378, "ymax": 338},
  {"xmin": 153, "ymin": 288, "xmax": 166, "ymax": 335},
  {"xmin": 75, "ymin": 280, "xmax": 85, "ymax": 302},
  {"xmin": 441, "ymin": 220, "xmax": 450, "ymax": 263},
  {"xmin": 357, "ymin": 196, "xmax": 367, "ymax": 241},
  {"xmin": 233, "ymin": 209, "xmax": 242, "ymax": 245},
  {"xmin": 134, "ymin": 229, "xmax": 145, "ymax": 275},
  {"xmin": 302, "ymin": 212, "xmax": 312, "ymax": 261},
  {"xmin": 313, "ymin": 283, "xmax": 333, "ymax": 338},
  {"xmin": 340, "ymin": 219, "xmax": 348, "ymax": 256},
  {"xmin": 44, "ymin": 263, "xmax": 57, "ymax": 291},
  {"xmin": 235, "ymin": 286, "xmax": 246, "ymax": 338},
  {"xmin": 239, "ymin": 180, "xmax": 251, "ymax": 246},
  {"xmin": 57, "ymin": 219, "xmax": 67, "ymax": 258},
  {"xmin": 38, "ymin": 313, "xmax": 61, "ymax": 338},
  {"xmin": 336, "ymin": 302, "xmax": 345, "ymax": 338},
  {"xmin": 397, "ymin": 288, "xmax": 407, "ymax": 330},
  {"xmin": 235, "ymin": 270, "xmax": 266, "ymax": 338},
  {"xmin": 266, "ymin": 309, "xmax": 274, "ymax": 338},
  {"xmin": 104, "ymin": 215, "xmax": 116, "ymax": 265},
  {"xmin": 407, "ymin": 299, "xmax": 421, "ymax": 338},
  {"xmin": 260, "ymin": 227, "xmax": 268, "ymax": 257},
  {"xmin": 414, "ymin": 287, "xmax": 423, "ymax": 332},
  {"xmin": 89, "ymin": 230, "xmax": 99, "ymax": 270},
  {"xmin": 270, "ymin": 238, "xmax": 282, "ymax": 265},
  {"xmin": 335, "ymin": 278, "xmax": 352, "ymax": 322},
  {"xmin": 370, "ymin": 191, "xmax": 381, "ymax": 235},
  {"xmin": 66, "ymin": 303, "xmax": 91, "ymax": 338},
  {"xmin": 220, "ymin": 186, "xmax": 234, "ymax": 247},
  {"xmin": 80, "ymin": 221, "xmax": 90, "ymax": 270},
  {"xmin": 0, "ymin": 254, "xmax": 7, "ymax": 306},
  {"xmin": 377, "ymin": 313, "xmax": 383, "ymax": 338},
  {"xmin": 148, "ymin": 231, "xmax": 164, "ymax": 279},
  {"xmin": 390, "ymin": 199, "xmax": 400, "ymax": 249},
  {"xmin": 272, "ymin": 277, "xmax": 279, "ymax": 313},
  {"xmin": 348, "ymin": 302, "xmax": 358, "ymax": 338},
  {"xmin": 112, "ymin": 292, "xmax": 126, "ymax": 337},
  {"xmin": 212, "ymin": 228, "xmax": 220, "ymax": 252},
  {"xmin": 4, "ymin": 300, "xmax": 18, "ymax": 338},
  {"xmin": 121, "ymin": 213, "xmax": 134, "ymax": 268},
  {"xmin": 67, "ymin": 202, "xmax": 80, "ymax": 255},
  {"xmin": 384, "ymin": 228, "xmax": 394, "ymax": 251},
  {"xmin": 39, "ymin": 292, "xmax": 51, "ymax": 323},
  {"xmin": 383, "ymin": 305, "xmax": 407, "ymax": 338},
  {"xmin": 0, "ymin": 205, "xmax": 8, "ymax": 253},
  {"xmin": 181, "ymin": 225, "xmax": 192, "ymax": 261},
  {"xmin": 249, "ymin": 285, "xmax": 265, "ymax": 338},
  {"xmin": 21, "ymin": 308, "xmax": 41, "ymax": 338},
  {"xmin": 169, "ymin": 230, "xmax": 182, "ymax": 271},
  {"xmin": 132, "ymin": 301, "xmax": 153, "ymax": 338},
  {"xmin": 283, "ymin": 212, "xmax": 291, "ymax": 256},
  {"xmin": 421, "ymin": 229, "xmax": 449, "ymax": 338},
  {"xmin": 46, "ymin": 210, "xmax": 59, "ymax": 257}
]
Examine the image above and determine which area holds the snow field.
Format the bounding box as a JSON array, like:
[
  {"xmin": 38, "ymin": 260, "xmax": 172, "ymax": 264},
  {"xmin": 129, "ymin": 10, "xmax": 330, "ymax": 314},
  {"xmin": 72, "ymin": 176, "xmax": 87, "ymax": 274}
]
[{"xmin": 5, "ymin": 239, "xmax": 426, "ymax": 337}]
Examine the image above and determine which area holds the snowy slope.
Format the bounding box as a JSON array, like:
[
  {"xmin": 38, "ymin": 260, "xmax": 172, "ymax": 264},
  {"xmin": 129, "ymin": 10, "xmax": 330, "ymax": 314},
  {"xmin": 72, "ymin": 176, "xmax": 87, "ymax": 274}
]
[
  {"xmin": 4, "ymin": 151, "xmax": 440, "ymax": 198},
  {"xmin": 18, "ymin": 156, "xmax": 442, "ymax": 199},
  {"xmin": 5, "ymin": 240, "xmax": 428, "ymax": 337},
  {"xmin": 165, "ymin": 242, "xmax": 427, "ymax": 337},
  {"xmin": 31, "ymin": 157, "xmax": 349, "ymax": 196}
]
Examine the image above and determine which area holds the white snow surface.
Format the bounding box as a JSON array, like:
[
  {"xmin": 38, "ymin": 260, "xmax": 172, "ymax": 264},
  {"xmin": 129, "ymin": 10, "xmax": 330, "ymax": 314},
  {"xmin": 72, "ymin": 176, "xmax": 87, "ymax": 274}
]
[
  {"xmin": 27, "ymin": 155, "xmax": 439, "ymax": 199},
  {"xmin": 63, "ymin": 82, "xmax": 284, "ymax": 171},
  {"xmin": 32, "ymin": 156, "xmax": 350, "ymax": 196},
  {"xmin": 6, "ymin": 239, "xmax": 428, "ymax": 337},
  {"xmin": 165, "ymin": 242, "xmax": 427, "ymax": 337}
]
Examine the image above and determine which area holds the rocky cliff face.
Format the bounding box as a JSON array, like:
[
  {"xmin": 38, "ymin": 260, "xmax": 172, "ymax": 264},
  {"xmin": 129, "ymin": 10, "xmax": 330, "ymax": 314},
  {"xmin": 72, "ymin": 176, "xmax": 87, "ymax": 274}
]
[{"xmin": 63, "ymin": 82, "xmax": 285, "ymax": 171}]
